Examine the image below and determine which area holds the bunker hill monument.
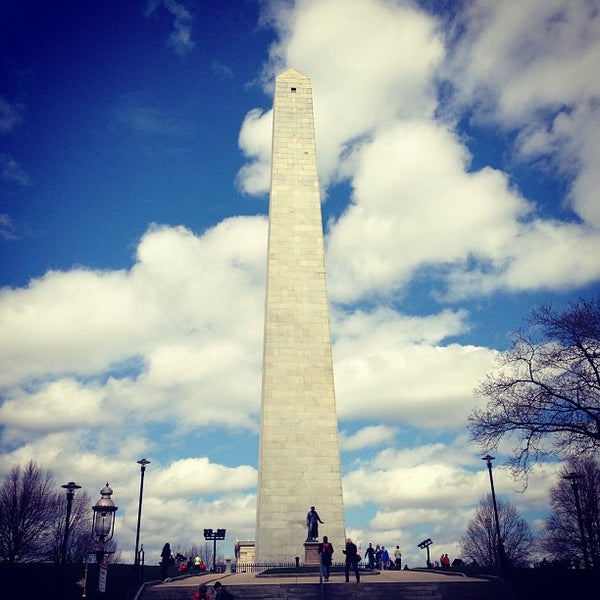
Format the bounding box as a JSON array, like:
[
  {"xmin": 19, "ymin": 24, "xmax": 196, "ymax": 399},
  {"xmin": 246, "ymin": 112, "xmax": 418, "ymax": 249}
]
[{"xmin": 254, "ymin": 69, "xmax": 346, "ymax": 563}]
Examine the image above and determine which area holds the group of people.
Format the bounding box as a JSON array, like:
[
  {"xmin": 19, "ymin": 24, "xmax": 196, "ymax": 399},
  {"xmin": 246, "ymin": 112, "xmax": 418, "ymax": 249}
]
[
  {"xmin": 363, "ymin": 543, "xmax": 403, "ymax": 570},
  {"xmin": 192, "ymin": 581, "xmax": 232, "ymax": 600},
  {"xmin": 160, "ymin": 542, "xmax": 206, "ymax": 579},
  {"xmin": 317, "ymin": 535, "xmax": 362, "ymax": 583}
]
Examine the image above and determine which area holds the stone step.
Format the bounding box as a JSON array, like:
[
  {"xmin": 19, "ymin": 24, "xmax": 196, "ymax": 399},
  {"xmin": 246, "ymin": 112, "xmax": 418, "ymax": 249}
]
[{"xmin": 140, "ymin": 580, "xmax": 511, "ymax": 600}]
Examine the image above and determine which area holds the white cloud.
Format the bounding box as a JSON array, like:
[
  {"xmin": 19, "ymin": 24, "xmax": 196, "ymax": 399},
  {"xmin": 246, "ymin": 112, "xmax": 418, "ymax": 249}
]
[
  {"xmin": 448, "ymin": 0, "xmax": 600, "ymax": 228},
  {"xmin": 239, "ymin": 0, "xmax": 444, "ymax": 195},
  {"xmin": 340, "ymin": 425, "xmax": 397, "ymax": 451}
]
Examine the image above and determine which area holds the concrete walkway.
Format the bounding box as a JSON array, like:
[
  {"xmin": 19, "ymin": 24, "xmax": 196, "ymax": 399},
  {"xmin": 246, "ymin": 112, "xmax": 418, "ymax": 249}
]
[{"xmin": 152, "ymin": 568, "xmax": 491, "ymax": 589}]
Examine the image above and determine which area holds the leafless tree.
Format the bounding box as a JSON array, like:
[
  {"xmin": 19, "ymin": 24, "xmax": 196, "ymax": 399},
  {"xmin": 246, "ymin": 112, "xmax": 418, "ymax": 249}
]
[
  {"xmin": 470, "ymin": 297, "xmax": 600, "ymax": 476},
  {"xmin": 539, "ymin": 457, "xmax": 600, "ymax": 569},
  {"xmin": 0, "ymin": 461, "xmax": 57, "ymax": 563},
  {"xmin": 460, "ymin": 494, "xmax": 534, "ymax": 568}
]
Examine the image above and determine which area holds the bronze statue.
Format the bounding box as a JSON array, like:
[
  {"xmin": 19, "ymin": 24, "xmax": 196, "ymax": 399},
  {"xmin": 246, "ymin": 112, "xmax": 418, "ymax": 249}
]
[{"xmin": 306, "ymin": 506, "xmax": 323, "ymax": 541}]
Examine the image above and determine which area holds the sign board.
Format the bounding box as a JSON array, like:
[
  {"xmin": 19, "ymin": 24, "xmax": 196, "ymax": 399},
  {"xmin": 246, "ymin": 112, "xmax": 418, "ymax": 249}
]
[{"xmin": 99, "ymin": 561, "xmax": 108, "ymax": 593}]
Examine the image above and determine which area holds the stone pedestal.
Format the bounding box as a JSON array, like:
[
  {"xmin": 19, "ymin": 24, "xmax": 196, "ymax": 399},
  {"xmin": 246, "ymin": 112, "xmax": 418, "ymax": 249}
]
[{"xmin": 304, "ymin": 542, "xmax": 320, "ymax": 566}]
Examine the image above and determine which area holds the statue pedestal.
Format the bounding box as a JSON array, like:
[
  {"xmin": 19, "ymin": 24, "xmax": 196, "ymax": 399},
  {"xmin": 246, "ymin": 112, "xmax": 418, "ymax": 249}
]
[{"xmin": 304, "ymin": 542, "xmax": 320, "ymax": 566}]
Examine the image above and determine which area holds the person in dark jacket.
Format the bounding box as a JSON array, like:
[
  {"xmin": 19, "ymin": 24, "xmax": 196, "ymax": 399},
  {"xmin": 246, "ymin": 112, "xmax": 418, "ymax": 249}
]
[
  {"xmin": 343, "ymin": 537, "xmax": 360, "ymax": 583},
  {"xmin": 318, "ymin": 535, "xmax": 334, "ymax": 581},
  {"xmin": 160, "ymin": 542, "xmax": 173, "ymax": 580}
]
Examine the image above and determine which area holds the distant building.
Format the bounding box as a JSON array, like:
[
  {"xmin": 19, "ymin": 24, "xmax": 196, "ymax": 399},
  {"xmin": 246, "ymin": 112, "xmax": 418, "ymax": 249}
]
[{"xmin": 234, "ymin": 540, "xmax": 255, "ymax": 564}]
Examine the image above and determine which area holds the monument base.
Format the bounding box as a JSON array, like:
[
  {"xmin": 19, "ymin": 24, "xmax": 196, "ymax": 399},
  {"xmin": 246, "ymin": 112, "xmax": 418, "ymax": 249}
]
[{"xmin": 304, "ymin": 542, "xmax": 320, "ymax": 566}]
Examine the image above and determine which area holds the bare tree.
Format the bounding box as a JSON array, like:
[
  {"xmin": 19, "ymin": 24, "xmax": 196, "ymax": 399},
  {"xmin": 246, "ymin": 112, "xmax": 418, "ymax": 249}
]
[
  {"xmin": 470, "ymin": 297, "xmax": 600, "ymax": 475},
  {"xmin": 460, "ymin": 494, "xmax": 534, "ymax": 568},
  {"xmin": 0, "ymin": 461, "xmax": 57, "ymax": 563},
  {"xmin": 539, "ymin": 457, "xmax": 600, "ymax": 569}
]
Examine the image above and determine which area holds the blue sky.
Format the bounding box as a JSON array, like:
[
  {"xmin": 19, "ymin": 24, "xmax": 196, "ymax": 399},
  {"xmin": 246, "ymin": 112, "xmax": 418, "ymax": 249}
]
[{"xmin": 2, "ymin": 0, "xmax": 600, "ymax": 569}]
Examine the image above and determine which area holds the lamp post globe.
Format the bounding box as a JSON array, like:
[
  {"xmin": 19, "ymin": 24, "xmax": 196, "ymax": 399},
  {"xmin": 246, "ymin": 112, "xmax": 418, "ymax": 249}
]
[{"xmin": 92, "ymin": 483, "xmax": 118, "ymax": 563}]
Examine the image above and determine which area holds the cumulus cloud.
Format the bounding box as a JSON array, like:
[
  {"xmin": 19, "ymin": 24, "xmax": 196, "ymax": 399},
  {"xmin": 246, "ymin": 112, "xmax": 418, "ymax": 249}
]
[
  {"xmin": 239, "ymin": 0, "xmax": 600, "ymax": 304},
  {"xmin": 447, "ymin": 0, "xmax": 600, "ymax": 228}
]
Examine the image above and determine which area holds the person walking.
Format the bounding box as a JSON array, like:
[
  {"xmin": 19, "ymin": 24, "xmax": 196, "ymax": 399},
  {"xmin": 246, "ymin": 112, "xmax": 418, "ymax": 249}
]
[
  {"xmin": 318, "ymin": 535, "xmax": 334, "ymax": 581},
  {"xmin": 343, "ymin": 538, "xmax": 360, "ymax": 583},
  {"xmin": 365, "ymin": 543, "xmax": 375, "ymax": 569},
  {"xmin": 381, "ymin": 546, "xmax": 389, "ymax": 570},
  {"xmin": 160, "ymin": 542, "xmax": 173, "ymax": 580},
  {"xmin": 394, "ymin": 545, "xmax": 402, "ymax": 570}
]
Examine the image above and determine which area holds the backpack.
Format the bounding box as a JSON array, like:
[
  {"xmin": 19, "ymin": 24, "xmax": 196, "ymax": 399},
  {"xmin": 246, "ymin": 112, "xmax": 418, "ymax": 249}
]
[{"xmin": 222, "ymin": 590, "xmax": 234, "ymax": 600}]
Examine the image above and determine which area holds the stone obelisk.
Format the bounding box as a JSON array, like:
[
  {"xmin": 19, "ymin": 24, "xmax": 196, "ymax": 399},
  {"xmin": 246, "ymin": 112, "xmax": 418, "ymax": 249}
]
[{"xmin": 254, "ymin": 68, "xmax": 346, "ymax": 563}]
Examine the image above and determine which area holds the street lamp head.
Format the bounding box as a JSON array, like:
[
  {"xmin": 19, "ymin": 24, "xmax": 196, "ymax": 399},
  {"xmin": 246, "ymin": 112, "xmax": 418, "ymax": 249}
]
[
  {"xmin": 482, "ymin": 454, "xmax": 495, "ymax": 465},
  {"xmin": 92, "ymin": 483, "xmax": 118, "ymax": 541},
  {"xmin": 204, "ymin": 528, "xmax": 213, "ymax": 539},
  {"xmin": 137, "ymin": 458, "xmax": 151, "ymax": 469},
  {"xmin": 562, "ymin": 471, "xmax": 582, "ymax": 482},
  {"xmin": 61, "ymin": 481, "xmax": 82, "ymax": 496}
]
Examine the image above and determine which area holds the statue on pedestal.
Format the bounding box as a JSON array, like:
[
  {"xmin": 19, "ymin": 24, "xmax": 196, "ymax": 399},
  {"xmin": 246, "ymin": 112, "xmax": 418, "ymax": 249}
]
[{"xmin": 306, "ymin": 506, "xmax": 323, "ymax": 541}]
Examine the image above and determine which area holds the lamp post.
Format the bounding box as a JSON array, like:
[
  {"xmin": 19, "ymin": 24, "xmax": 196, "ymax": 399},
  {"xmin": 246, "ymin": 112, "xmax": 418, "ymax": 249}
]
[
  {"xmin": 417, "ymin": 538, "xmax": 433, "ymax": 568},
  {"xmin": 61, "ymin": 481, "xmax": 82, "ymax": 565},
  {"xmin": 204, "ymin": 528, "xmax": 226, "ymax": 573},
  {"xmin": 134, "ymin": 458, "xmax": 150, "ymax": 582},
  {"xmin": 563, "ymin": 472, "xmax": 590, "ymax": 569},
  {"xmin": 92, "ymin": 483, "xmax": 118, "ymax": 564},
  {"xmin": 484, "ymin": 516, "xmax": 493, "ymax": 568},
  {"xmin": 482, "ymin": 455, "xmax": 506, "ymax": 575}
]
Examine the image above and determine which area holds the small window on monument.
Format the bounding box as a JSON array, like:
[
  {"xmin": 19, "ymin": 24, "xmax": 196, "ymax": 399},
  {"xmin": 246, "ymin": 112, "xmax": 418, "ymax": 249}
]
[{"xmin": 291, "ymin": 87, "xmax": 297, "ymax": 92}]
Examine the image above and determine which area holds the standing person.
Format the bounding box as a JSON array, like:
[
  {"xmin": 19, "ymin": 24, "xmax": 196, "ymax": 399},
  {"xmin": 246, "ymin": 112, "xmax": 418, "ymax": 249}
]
[
  {"xmin": 192, "ymin": 584, "xmax": 211, "ymax": 600},
  {"xmin": 381, "ymin": 546, "xmax": 389, "ymax": 570},
  {"xmin": 375, "ymin": 544, "xmax": 382, "ymax": 569},
  {"xmin": 318, "ymin": 535, "xmax": 334, "ymax": 582},
  {"xmin": 306, "ymin": 506, "xmax": 324, "ymax": 541},
  {"xmin": 343, "ymin": 538, "xmax": 360, "ymax": 583},
  {"xmin": 365, "ymin": 543, "xmax": 375, "ymax": 569},
  {"xmin": 213, "ymin": 581, "xmax": 233, "ymax": 600},
  {"xmin": 394, "ymin": 545, "xmax": 402, "ymax": 570},
  {"xmin": 160, "ymin": 542, "xmax": 173, "ymax": 580}
]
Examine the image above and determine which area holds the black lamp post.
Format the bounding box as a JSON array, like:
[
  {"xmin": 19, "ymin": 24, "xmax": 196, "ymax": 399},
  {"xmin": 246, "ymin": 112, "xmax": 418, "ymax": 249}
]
[
  {"xmin": 61, "ymin": 481, "xmax": 82, "ymax": 565},
  {"xmin": 92, "ymin": 483, "xmax": 118, "ymax": 565},
  {"xmin": 134, "ymin": 458, "xmax": 150, "ymax": 581},
  {"xmin": 482, "ymin": 455, "xmax": 506, "ymax": 575},
  {"xmin": 484, "ymin": 516, "xmax": 493, "ymax": 568},
  {"xmin": 204, "ymin": 528, "xmax": 226, "ymax": 572},
  {"xmin": 563, "ymin": 472, "xmax": 590, "ymax": 569},
  {"xmin": 417, "ymin": 538, "xmax": 433, "ymax": 568}
]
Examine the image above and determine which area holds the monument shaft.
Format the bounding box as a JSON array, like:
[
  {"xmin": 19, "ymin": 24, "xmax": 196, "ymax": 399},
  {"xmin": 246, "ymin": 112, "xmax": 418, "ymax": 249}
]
[{"xmin": 254, "ymin": 69, "xmax": 346, "ymax": 563}]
